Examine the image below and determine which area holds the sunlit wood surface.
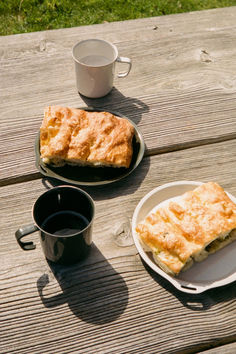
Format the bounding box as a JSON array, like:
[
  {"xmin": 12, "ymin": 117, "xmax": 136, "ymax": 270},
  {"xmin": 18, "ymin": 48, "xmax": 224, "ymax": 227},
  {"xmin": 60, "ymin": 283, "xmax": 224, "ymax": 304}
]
[{"xmin": 1, "ymin": 6, "xmax": 236, "ymax": 354}]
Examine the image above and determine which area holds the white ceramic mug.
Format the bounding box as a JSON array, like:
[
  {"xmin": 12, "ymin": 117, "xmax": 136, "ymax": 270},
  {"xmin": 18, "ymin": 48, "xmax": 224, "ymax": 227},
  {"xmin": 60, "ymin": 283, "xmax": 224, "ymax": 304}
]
[{"xmin": 72, "ymin": 39, "xmax": 132, "ymax": 98}]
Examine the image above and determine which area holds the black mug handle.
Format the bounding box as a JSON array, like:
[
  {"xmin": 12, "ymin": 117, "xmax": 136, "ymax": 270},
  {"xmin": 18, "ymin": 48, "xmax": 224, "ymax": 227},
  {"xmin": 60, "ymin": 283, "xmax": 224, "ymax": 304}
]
[{"xmin": 15, "ymin": 224, "xmax": 39, "ymax": 251}]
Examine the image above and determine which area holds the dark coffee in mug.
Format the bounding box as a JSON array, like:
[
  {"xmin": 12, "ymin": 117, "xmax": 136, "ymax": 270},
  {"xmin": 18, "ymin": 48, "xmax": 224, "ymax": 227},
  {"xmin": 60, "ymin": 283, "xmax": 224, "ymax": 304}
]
[
  {"xmin": 15, "ymin": 186, "xmax": 95, "ymax": 265},
  {"xmin": 41, "ymin": 210, "xmax": 89, "ymax": 236}
]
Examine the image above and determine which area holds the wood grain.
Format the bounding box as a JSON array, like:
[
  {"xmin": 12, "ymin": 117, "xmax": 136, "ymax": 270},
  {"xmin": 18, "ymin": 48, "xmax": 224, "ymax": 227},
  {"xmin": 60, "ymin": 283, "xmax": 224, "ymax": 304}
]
[
  {"xmin": 1, "ymin": 139, "xmax": 236, "ymax": 354},
  {"xmin": 1, "ymin": 7, "xmax": 236, "ymax": 185},
  {"xmin": 1, "ymin": 7, "xmax": 236, "ymax": 353}
]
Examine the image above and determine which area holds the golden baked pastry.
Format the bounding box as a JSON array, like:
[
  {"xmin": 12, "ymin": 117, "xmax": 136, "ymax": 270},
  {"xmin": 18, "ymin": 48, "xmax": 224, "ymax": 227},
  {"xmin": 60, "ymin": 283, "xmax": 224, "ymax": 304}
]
[
  {"xmin": 136, "ymin": 182, "xmax": 236, "ymax": 276},
  {"xmin": 40, "ymin": 106, "xmax": 135, "ymax": 168}
]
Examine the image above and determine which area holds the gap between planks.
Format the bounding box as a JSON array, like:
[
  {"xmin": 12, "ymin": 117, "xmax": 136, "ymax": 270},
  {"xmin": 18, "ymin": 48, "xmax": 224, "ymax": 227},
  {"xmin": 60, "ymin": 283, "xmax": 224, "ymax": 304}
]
[{"xmin": 1, "ymin": 135, "xmax": 236, "ymax": 188}]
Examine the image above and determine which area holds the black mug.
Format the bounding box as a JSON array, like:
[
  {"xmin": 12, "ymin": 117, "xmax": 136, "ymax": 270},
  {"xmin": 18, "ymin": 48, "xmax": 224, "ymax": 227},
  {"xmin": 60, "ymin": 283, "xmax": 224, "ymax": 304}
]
[{"xmin": 15, "ymin": 186, "xmax": 95, "ymax": 265}]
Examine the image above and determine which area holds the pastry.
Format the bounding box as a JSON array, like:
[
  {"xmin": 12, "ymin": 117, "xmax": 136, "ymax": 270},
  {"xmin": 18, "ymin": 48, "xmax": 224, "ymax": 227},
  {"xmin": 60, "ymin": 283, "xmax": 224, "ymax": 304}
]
[
  {"xmin": 135, "ymin": 182, "xmax": 236, "ymax": 276},
  {"xmin": 40, "ymin": 106, "xmax": 135, "ymax": 168}
]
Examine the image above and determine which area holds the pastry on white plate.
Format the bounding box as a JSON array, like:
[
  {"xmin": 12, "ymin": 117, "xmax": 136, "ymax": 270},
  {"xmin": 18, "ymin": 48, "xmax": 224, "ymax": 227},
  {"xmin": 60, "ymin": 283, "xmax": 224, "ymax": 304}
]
[{"xmin": 135, "ymin": 182, "xmax": 236, "ymax": 276}]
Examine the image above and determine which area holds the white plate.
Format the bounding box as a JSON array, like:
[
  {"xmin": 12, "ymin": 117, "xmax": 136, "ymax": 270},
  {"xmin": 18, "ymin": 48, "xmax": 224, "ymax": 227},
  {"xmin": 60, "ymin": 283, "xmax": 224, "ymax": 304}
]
[{"xmin": 132, "ymin": 181, "xmax": 236, "ymax": 294}]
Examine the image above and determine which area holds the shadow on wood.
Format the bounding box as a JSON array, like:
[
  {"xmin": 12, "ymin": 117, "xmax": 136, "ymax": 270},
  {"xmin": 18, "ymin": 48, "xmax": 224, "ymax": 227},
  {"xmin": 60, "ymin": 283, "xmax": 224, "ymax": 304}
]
[
  {"xmin": 78, "ymin": 87, "xmax": 150, "ymax": 125},
  {"xmin": 142, "ymin": 259, "xmax": 236, "ymax": 311},
  {"xmin": 37, "ymin": 243, "xmax": 129, "ymax": 325},
  {"xmin": 41, "ymin": 155, "xmax": 151, "ymax": 201}
]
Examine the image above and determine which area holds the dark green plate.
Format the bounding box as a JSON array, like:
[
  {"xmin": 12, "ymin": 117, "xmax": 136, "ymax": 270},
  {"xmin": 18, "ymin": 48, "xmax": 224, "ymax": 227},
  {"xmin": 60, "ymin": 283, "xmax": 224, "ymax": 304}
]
[{"xmin": 35, "ymin": 107, "xmax": 145, "ymax": 186}]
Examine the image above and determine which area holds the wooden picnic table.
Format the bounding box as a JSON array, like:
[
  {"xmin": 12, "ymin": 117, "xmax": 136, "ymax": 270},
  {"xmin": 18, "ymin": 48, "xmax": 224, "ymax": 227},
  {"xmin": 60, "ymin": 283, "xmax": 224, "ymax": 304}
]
[{"xmin": 1, "ymin": 6, "xmax": 236, "ymax": 353}]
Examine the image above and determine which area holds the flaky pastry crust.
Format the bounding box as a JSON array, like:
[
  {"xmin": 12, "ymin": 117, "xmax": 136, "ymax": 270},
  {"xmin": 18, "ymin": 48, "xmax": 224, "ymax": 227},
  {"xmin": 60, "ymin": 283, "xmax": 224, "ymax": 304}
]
[
  {"xmin": 136, "ymin": 182, "xmax": 236, "ymax": 276},
  {"xmin": 40, "ymin": 106, "xmax": 135, "ymax": 168}
]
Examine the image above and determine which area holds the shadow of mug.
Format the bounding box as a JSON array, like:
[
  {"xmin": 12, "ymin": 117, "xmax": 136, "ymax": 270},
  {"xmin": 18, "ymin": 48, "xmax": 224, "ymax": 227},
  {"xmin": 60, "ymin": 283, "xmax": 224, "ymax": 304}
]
[
  {"xmin": 37, "ymin": 244, "xmax": 129, "ymax": 325},
  {"xmin": 79, "ymin": 87, "xmax": 149, "ymax": 125}
]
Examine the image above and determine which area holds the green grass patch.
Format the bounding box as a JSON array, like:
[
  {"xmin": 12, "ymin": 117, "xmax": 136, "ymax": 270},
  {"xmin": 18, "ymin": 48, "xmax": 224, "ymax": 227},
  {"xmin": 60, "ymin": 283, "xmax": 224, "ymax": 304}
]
[{"xmin": 1, "ymin": 0, "xmax": 236, "ymax": 35}]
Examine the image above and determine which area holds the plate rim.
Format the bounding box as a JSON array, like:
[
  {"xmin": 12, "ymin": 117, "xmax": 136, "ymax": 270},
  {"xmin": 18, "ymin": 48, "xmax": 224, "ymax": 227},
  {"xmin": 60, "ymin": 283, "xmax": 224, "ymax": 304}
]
[
  {"xmin": 35, "ymin": 106, "xmax": 145, "ymax": 186},
  {"xmin": 132, "ymin": 180, "xmax": 236, "ymax": 294}
]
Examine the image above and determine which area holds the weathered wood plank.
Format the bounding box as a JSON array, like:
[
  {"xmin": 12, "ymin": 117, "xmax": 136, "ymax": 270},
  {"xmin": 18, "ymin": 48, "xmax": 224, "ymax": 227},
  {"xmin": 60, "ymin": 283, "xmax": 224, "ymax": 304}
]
[
  {"xmin": 1, "ymin": 7, "xmax": 236, "ymax": 184},
  {"xmin": 1, "ymin": 139, "xmax": 236, "ymax": 354}
]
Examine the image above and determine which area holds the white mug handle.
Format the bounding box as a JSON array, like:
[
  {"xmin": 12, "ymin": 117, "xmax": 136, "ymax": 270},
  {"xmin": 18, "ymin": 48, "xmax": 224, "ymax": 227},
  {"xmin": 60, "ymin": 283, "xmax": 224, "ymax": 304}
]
[{"xmin": 116, "ymin": 56, "xmax": 132, "ymax": 78}]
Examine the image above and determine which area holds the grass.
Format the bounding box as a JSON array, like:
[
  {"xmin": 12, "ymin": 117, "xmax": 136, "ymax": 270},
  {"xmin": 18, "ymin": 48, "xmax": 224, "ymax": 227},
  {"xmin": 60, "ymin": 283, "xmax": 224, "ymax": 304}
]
[{"xmin": 1, "ymin": 0, "xmax": 236, "ymax": 36}]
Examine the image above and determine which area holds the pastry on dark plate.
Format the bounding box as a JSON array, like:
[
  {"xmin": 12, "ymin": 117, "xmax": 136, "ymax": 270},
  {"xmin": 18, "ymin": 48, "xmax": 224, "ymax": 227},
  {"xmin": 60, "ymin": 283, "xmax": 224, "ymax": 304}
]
[{"xmin": 40, "ymin": 106, "xmax": 135, "ymax": 168}]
